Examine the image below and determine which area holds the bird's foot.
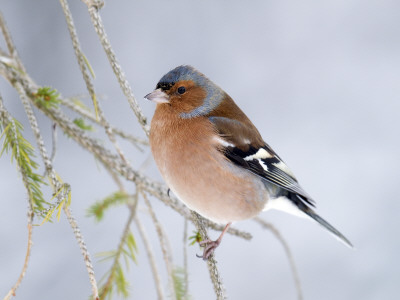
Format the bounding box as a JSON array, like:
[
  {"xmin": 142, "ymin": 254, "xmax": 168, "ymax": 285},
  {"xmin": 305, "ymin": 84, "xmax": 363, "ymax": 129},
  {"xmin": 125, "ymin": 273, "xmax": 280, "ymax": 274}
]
[{"xmin": 196, "ymin": 239, "xmax": 221, "ymax": 260}]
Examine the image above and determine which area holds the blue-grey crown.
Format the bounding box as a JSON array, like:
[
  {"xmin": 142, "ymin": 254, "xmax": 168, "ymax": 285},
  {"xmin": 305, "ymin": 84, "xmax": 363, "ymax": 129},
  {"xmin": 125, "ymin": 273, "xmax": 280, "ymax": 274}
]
[{"xmin": 156, "ymin": 65, "xmax": 225, "ymax": 118}]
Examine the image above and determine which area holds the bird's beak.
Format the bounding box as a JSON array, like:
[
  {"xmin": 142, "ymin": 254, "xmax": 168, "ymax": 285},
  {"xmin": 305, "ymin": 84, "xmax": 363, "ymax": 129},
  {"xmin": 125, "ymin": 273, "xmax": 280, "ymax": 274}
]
[{"xmin": 144, "ymin": 89, "xmax": 169, "ymax": 104}]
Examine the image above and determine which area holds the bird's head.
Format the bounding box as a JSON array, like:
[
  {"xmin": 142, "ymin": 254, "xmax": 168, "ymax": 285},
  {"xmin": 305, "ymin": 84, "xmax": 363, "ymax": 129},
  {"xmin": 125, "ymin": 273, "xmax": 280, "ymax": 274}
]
[{"xmin": 145, "ymin": 65, "xmax": 225, "ymax": 118}]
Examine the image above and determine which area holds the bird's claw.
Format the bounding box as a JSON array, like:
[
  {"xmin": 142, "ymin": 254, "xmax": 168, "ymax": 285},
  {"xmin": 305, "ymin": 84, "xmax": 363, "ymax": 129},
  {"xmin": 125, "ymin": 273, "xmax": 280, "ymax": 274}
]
[{"xmin": 196, "ymin": 239, "xmax": 221, "ymax": 260}]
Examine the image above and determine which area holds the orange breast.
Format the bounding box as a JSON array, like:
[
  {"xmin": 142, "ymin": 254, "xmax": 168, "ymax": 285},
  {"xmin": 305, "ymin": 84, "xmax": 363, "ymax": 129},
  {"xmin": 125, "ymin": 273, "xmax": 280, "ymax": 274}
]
[{"xmin": 150, "ymin": 104, "xmax": 268, "ymax": 223}]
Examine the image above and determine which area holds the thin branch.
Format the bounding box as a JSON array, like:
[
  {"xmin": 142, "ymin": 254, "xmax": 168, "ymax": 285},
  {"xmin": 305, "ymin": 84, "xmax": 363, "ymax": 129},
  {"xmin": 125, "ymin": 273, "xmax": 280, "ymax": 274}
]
[
  {"xmin": 134, "ymin": 215, "xmax": 165, "ymax": 300},
  {"xmin": 64, "ymin": 207, "xmax": 99, "ymax": 300},
  {"xmin": 81, "ymin": 0, "xmax": 150, "ymax": 136},
  {"xmin": 42, "ymin": 123, "xmax": 57, "ymax": 177},
  {"xmin": 59, "ymin": 0, "xmax": 97, "ymax": 114},
  {"xmin": 0, "ymin": 12, "xmax": 25, "ymax": 72},
  {"xmin": 59, "ymin": 0, "xmax": 129, "ymax": 163},
  {"xmin": 254, "ymin": 217, "xmax": 303, "ymax": 300},
  {"xmin": 49, "ymin": 123, "xmax": 57, "ymax": 166},
  {"xmin": 191, "ymin": 212, "xmax": 225, "ymax": 300},
  {"xmin": 183, "ymin": 218, "xmax": 189, "ymax": 299},
  {"xmin": 0, "ymin": 12, "xmax": 14, "ymax": 54},
  {"xmin": 141, "ymin": 190, "xmax": 176, "ymax": 299},
  {"xmin": 3, "ymin": 224, "xmax": 33, "ymax": 300}
]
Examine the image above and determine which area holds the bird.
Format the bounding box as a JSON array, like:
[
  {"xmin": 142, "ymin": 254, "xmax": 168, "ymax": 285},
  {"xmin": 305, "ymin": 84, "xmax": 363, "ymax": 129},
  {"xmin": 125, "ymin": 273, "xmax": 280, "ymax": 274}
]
[{"xmin": 145, "ymin": 65, "xmax": 352, "ymax": 260}]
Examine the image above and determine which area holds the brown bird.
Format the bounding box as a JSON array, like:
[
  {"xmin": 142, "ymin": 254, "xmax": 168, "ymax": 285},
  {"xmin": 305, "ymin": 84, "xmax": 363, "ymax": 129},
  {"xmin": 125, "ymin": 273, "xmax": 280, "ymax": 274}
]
[{"xmin": 146, "ymin": 65, "xmax": 352, "ymax": 260}]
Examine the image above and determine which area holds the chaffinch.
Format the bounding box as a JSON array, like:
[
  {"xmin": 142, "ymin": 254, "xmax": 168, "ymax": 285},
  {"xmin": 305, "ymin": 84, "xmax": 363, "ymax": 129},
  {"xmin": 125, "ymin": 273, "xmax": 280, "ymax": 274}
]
[{"xmin": 146, "ymin": 65, "xmax": 352, "ymax": 259}]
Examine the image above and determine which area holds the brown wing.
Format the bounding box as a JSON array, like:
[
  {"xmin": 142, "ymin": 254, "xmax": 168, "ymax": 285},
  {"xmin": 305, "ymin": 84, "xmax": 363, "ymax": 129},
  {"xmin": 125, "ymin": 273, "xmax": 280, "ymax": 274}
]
[{"xmin": 207, "ymin": 98, "xmax": 314, "ymax": 205}]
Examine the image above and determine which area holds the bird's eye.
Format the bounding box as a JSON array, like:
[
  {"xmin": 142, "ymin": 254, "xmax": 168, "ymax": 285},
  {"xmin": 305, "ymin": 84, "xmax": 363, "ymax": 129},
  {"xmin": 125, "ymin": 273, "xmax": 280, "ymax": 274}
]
[{"xmin": 177, "ymin": 86, "xmax": 186, "ymax": 94}]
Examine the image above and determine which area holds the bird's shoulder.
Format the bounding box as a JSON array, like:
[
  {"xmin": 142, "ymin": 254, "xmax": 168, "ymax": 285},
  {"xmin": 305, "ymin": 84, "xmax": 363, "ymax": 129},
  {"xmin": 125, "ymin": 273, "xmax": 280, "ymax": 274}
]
[{"xmin": 206, "ymin": 94, "xmax": 264, "ymax": 150}]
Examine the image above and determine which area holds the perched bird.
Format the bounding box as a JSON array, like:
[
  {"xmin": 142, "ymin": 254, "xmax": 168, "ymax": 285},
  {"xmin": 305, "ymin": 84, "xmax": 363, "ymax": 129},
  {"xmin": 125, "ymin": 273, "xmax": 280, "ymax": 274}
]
[{"xmin": 146, "ymin": 65, "xmax": 352, "ymax": 259}]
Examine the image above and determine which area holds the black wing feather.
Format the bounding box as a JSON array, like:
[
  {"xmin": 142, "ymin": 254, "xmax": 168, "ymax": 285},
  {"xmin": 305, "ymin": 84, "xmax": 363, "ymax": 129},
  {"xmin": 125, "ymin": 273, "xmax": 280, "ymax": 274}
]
[{"xmin": 224, "ymin": 145, "xmax": 315, "ymax": 207}]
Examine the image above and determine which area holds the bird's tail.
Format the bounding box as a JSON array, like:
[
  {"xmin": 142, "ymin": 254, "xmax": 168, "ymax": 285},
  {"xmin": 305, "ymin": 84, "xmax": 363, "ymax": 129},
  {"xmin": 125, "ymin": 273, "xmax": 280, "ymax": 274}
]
[
  {"xmin": 302, "ymin": 207, "xmax": 353, "ymax": 249},
  {"xmin": 267, "ymin": 192, "xmax": 354, "ymax": 248},
  {"xmin": 286, "ymin": 193, "xmax": 354, "ymax": 248}
]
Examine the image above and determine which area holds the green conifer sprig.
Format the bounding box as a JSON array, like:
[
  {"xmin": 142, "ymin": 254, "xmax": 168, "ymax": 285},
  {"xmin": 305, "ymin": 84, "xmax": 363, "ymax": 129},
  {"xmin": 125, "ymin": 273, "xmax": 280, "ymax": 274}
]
[
  {"xmin": 73, "ymin": 118, "xmax": 94, "ymax": 131},
  {"xmin": 172, "ymin": 267, "xmax": 191, "ymax": 300},
  {"xmin": 32, "ymin": 87, "xmax": 61, "ymax": 109},
  {"xmin": 40, "ymin": 182, "xmax": 71, "ymax": 224},
  {"xmin": 188, "ymin": 231, "xmax": 202, "ymax": 245},
  {"xmin": 0, "ymin": 117, "xmax": 47, "ymax": 212},
  {"xmin": 97, "ymin": 230, "xmax": 138, "ymax": 299},
  {"xmin": 87, "ymin": 191, "xmax": 131, "ymax": 221}
]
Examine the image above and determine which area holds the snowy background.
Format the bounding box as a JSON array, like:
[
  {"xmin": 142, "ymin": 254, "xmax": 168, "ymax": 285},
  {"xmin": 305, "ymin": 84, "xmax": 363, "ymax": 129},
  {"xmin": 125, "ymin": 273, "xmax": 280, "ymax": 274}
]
[{"xmin": 1, "ymin": 0, "xmax": 399, "ymax": 299}]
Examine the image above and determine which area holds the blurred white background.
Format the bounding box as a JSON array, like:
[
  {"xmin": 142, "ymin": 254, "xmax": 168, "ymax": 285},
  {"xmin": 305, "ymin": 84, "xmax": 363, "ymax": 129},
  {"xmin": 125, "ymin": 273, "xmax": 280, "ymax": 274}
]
[{"xmin": 1, "ymin": 0, "xmax": 399, "ymax": 299}]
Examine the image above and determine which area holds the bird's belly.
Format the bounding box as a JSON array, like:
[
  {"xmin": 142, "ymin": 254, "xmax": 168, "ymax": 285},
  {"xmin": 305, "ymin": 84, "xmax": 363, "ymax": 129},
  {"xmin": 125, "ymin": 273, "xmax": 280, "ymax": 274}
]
[{"xmin": 155, "ymin": 144, "xmax": 267, "ymax": 224}]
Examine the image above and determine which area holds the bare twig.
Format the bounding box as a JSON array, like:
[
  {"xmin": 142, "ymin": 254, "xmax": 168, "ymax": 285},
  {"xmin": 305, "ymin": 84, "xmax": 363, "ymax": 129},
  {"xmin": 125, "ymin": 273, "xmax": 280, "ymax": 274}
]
[
  {"xmin": 0, "ymin": 12, "xmax": 14, "ymax": 54},
  {"xmin": 141, "ymin": 190, "xmax": 176, "ymax": 299},
  {"xmin": 64, "ymin": 207, "xmax": 99, "ymax": 300},
  {"xmin": 134, "ymin": 215, "xmax": 165, "ymax": 300},
  {"xmin": 81, "ymin": 0, "xmax": 150, "ymax": 136},
  {"xmin": 3, "ymin": 224, "xmax": 33, "ymax": 300},
  {"xmin": 0, "ymin": 12, "xmax": 25, "ymax": 72},
  {"xmin": 59, "ymin": 0, "xmax": 97, "ymax": 114},
  {"xmin": 183, "ymin": 218, "xmax": 189, "ymax": 299},
  {"xmin": 254, "ymin": 217, "xmax": 303, "ymax": 300},
  {"xmin": 42, "ymin": 123, "xmax": 57, "ymax": 177},
  {"xmin": 59, "ymin": 0, "xmax": 129, "ymax": 163},
  {"xmin": 191, "ymin": 211, "xmax": 225, "ymax": 300},
  {"xmin": 49, "ymin": 123, "xmax": 57, "ymax": 166}
]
